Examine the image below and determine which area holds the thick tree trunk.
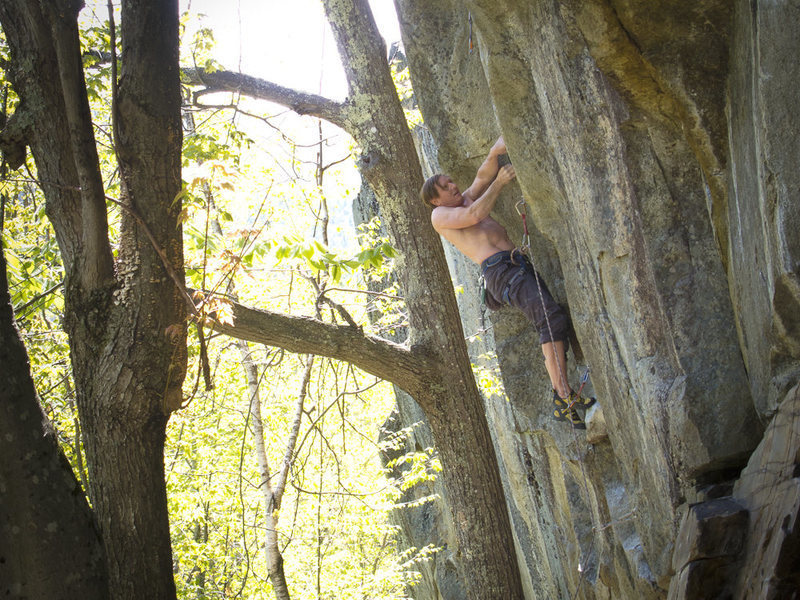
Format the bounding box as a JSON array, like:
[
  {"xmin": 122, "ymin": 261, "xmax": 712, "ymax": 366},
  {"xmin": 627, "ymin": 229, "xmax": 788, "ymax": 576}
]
[
  {"xmin": 0, "ymin": 1, "xmax": 186, "ymax": 598},
  {"xmin": 0, "ymin": 243, "xmax": 108, "ymax": 599},
  {"xmin": 319, "ymin": 1, "xmax": 524, "ymax": 597},
  {"xmin": 74, "ymin": 2, "xmax": 186, "ymax": 598}
]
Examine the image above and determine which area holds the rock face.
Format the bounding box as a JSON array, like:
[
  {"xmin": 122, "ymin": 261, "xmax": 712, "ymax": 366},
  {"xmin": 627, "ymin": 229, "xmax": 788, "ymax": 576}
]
[
  {"xmin": 730, "ymin": 383, "xmax": 800, "ymax": 598},
  {"xmin": 668, "ymin": 497, "xmax": 749, "ymax": 599},
  {"xmin": 387, "ymin": 0, "xmax": 800, "ymax": 597}
]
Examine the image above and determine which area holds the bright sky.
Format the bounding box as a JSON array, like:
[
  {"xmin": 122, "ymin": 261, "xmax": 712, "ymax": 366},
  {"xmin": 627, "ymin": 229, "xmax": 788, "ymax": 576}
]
[
  {"xmin": 79, "ymin": 0, "xmax": 402, "ymax": 251},
  {"xmin": 181, "ymin": 0, "xmax": 402, "ymax": 99},
  {"xmin": 173, "ymin": 1, "xmax": 405, "ymax": 253}
]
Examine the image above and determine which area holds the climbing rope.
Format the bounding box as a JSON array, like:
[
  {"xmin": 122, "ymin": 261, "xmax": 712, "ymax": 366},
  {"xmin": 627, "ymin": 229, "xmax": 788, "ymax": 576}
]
[
  {"xmin": 513, "ymin": 197, "xmax": 598, "ymax": 598},
  {"xmin": 513, "ymin": 198, "xmax": 570, "ymax": 401},
  {"xmin": 514, "ymin": 197, "xmax": 590, "ymax": 412}
]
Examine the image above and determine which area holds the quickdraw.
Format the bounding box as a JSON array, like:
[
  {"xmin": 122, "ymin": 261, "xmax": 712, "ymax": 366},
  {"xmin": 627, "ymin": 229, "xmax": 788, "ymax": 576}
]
[
  {"xmin": 468, "ymin": 12, "xmax": 474, "ymax": 54},
  {"xmin": 572, "ymin": 367, "xmax": 591, "ymax": 409},
  {"xmin": 515, "ymin": 199, "xmax": 531, "ymax": 254}
]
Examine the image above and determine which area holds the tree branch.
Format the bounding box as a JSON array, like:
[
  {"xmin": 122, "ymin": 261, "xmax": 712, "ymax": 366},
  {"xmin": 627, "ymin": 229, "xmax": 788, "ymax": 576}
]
[
  {"xmin": 201, "ymin": 293, "xmax": 430, "ymax": 396},
  {"xmin": 182, "ymin": 68, "xmax": 350, "ymax": 131},
  {"xmin": 42, "ymin": 0, "xmax": 115, "ymax": 290}
]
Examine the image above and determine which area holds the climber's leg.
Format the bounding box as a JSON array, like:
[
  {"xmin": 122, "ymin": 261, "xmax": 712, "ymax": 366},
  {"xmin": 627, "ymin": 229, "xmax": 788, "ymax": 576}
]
[{"xmin": 543, "ymin": 340, "xmax": 569, "ymax": 398}]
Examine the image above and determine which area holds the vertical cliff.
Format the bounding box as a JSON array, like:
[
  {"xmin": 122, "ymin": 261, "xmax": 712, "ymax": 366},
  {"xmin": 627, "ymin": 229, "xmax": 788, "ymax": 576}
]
[{"xmin": 387, "ymin": 0, "xmax": 800, "ymax": 597}]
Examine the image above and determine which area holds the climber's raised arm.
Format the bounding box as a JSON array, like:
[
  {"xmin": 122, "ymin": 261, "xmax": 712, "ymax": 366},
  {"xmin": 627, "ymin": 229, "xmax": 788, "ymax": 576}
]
[
  {"xmin": 430, "ymin": 166, "xmax": 516, "ymax": 232},
  {"xmin": 463, "ymin": 136, "xmax": 508, "ymax": 201}
]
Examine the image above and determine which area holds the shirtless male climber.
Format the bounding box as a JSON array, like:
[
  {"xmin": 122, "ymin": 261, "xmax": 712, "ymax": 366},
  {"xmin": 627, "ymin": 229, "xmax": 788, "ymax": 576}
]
[{"xmin": 420, "ymin": 137, "xmax": 595, "ymax": 428}]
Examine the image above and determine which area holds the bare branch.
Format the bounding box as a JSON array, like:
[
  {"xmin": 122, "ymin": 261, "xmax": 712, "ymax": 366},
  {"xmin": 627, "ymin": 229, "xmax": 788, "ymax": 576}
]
[
  {"xmin": 201, "ymin": 293, "xmax": 430, "ymax": 395},
  {"xmin": 182, "ymin": 68, "xmax": 351, "ymax": 131}
]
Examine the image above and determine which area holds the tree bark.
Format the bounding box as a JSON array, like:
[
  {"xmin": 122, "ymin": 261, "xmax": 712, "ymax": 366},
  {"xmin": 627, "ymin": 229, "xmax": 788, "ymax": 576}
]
[
  {"xmin": 0, "ymin": 242, "xmax": 108, "ymax": 599},
  {"xmin": 41, "ymin": 0, "xmax": 115, "ymax": 291},
  {"xmin": 74, "ymin": 1, "xmax": 186, "ymax": 597},
  {"xmin": 0, "ymin": 1, "xmax": 187, "ymax": 598},
  {"xmin": 204, "ymin": 294, "xmax": 430, "ymax": 396},
  {"xmin": 1, "ymin": 0, "xmax": 524, "ymax": 596},
  {"xmin": 186, "ymin": 0, "xmax": 523, "ymax": 596}
]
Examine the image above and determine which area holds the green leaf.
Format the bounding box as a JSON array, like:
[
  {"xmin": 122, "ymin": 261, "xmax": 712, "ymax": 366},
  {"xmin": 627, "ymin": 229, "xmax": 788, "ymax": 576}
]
[{"xmin": 171, "ymin": 187, "xmax": 190, "ymax": 208}]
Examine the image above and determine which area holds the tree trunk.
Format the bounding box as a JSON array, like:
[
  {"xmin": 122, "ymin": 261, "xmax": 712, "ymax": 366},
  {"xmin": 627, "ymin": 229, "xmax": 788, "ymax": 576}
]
[
  {"xmin": 237, "ymin": 339, "xmax": 300, "ymax": 600},
  {"xmin": 0, "ymin": 242, "xmax": 108, "ymax": 599},
  {"xmin": 75, "ymin": 1, "xmax": 186, "ymax": 597},
  {"xmin": 2, "ymin": 0, "xmax": 524, "ymax": 595},
  {"xmin": 320, "ymin": 1, "xmax": 524, "ymax": 597},
  {"xmin": 0, "ymin": 1, "xmax": 186, "ymax": 598}
]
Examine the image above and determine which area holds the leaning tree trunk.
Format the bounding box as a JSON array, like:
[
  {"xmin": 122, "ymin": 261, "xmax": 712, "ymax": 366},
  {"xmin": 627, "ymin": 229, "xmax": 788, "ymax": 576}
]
[
  {"xmin": 0, "ymin": 1, "xmax": 187, "ymax": 598},
  {"xmin": 321, "ymin": 1, "xmax": 524, "ymax": 597},
  {"xmin": 0, "ymin": 242, "xmax": 108, "ymax": 599}
]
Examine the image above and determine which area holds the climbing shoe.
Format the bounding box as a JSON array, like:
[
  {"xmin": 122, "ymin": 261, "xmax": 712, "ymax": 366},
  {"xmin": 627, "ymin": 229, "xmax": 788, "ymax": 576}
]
[
  {"xmin": 569, "ymin": 391, "xmax": 597, "ymax": 410},
  {"xmin": 552, "ymin": 389, "xmax": 596, "ymax": 410},
  {"xmin": 552, "ymin": 391, "xmax": 586, "ymax": 430}
]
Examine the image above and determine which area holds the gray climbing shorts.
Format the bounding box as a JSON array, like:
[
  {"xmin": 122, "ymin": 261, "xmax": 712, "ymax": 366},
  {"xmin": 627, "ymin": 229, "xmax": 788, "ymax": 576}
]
[{"xmin": 481, "ymin": 250, "xmax": 570, "ymax": 345}]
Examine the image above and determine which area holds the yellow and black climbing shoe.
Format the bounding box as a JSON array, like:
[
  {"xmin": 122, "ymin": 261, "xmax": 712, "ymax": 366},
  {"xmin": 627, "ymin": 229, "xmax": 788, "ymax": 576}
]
[
  {"xmin": 553, "ymin": 389, "xmax": 597, "ymax": 410},
  {"xmin": 552, "ymin": 392, "xmax": 586, "ymax": 430},
  {"xmin": 570, "ymin": 392, "xmax": 597, "ymax": 410}
]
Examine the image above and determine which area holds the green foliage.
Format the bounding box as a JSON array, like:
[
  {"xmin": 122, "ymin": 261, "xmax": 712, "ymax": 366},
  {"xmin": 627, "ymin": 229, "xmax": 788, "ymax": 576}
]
[
  {"xmin": 167, "ymin": 348, "xmax": 419, "ymax": 599},
  {"xmin": 272, "ymin": 229, "xmax": 397, "ymax": 285},
  {"xmin": 1, "ymin": 192, "xmax": 61, "ymax": 312},
  {"xmin": 1, "ymin": 171, "xmax": 80, "ymax": 479},
  {"xmin": 1, "ymin": 7, "xmax": 438, "ymax": 600},
  {"xmin": 472, "ymin": 354, "xmax": 507, "ymax": 400},
  {"xmin": 79, "ymin": 24, "xmax": 113, "ymax": 103},
  {"xmin": 390, "ymin": 61, "xmax": 422, "ymax": 129},
  {"xmin": 186, "ymin": 24, "xmax": 224, "ymax": 73}
]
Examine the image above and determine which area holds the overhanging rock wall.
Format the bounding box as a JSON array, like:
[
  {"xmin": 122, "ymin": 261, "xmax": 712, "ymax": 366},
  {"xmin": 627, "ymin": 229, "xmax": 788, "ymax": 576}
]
[{"xmin": 391, "ymin": 0, "xmax": 800, "ymax": 597}]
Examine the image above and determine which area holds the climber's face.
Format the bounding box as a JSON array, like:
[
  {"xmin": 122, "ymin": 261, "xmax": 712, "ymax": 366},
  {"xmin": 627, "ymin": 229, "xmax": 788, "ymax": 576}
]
[{"xmin": 432, "ymin": 175, "xmax": 463, "ymax": 207}]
